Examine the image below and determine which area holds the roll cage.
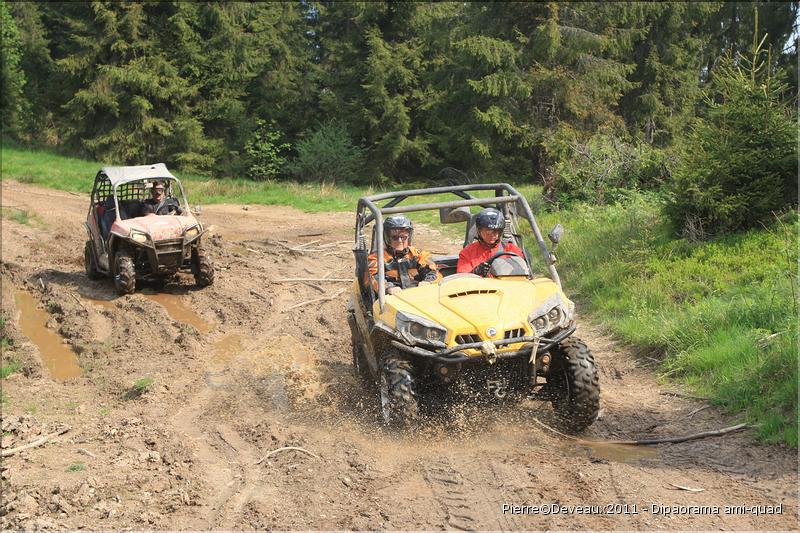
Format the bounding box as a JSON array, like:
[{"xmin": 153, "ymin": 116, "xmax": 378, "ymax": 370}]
[
  {"xmin": 88, "ymin": 171, "xmax": 190, "ymax": 224},
  {"xmin": 354, "ymin": 183, "xmax": 561, "ymax": 311}
]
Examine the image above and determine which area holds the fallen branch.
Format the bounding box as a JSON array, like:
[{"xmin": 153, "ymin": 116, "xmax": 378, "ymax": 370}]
[
  {"xmin": 265, "ymin": 239, "xmax": 306, "ymax": 254},
  {"xmin": 77, "ymin": 448, "xmax": 97, "ymax": 458},
  {"xmin": 275, "ymin": 277, "xmax": 351, "ymax": 283},
  {"xmin": 530, "ymin": 417, "xmax": 749, "ymax": 446},
  {"xmin": 290, "ymin": 239, "xmax": 321, "ymax": 251},
  {"xmin": 71, "ymin": 293, "xmax": 88, "ymax": 311},
  {"xmin": 286, "ymin": 288, "xmax": 346, "ymax": 311},
  {"xmin": 660, "ymin": 391, "xmax": 710, "ymax": 401},
  {"xmin": 250, "ymin": 289, "xmax": 269, "ymax": 301},
  {"xmin": 1, "ymin": 427, "xmax": 69, "ymax": 457},
  {"xmin": 297, "ymin": 232, "xmax": 326, "ymax": 238},
  {"xmin": 253, "ymin": 446, "xmax": 320, "ymax": 465},
  {"xmin": 667, "ymin": 482, "xmax": 704, "ymax": 492},
  {"xmin": 302, "ymin": 282, "xmax": 326, "ymax": 293},
  {"xmin": 686, "ymin": 405, "xmax": 711, "ymax": 419}
]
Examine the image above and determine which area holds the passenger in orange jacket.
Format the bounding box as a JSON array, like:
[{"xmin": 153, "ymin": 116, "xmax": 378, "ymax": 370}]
[
  {"xmin": 368, "ymin": 215, "xmax": 442, "ymax": 295},
  {"xmin": 457, "ymin": 208, "xmax": 524, "ymax": 277}
]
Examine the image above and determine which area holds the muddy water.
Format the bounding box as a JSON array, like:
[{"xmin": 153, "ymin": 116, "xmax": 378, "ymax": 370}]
[
  {"xmin": 141, "ymin": 290, "xmax": 213, "ymax": 333},
  {"xmin": 82, "ymin": 295, "xmax": 115, "ymax": 310},
  {"xmin": 211, "ymin": 334, "xmax": 242, "ymax": 366},
  {"xmin": 14, "ymin": 291, "xmax": 82, "ymax": 381}
]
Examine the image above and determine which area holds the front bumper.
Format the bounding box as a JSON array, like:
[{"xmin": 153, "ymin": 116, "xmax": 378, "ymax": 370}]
[{"xmin": 388, "ymin": 324, "xmax": 576, "ymax": 363}]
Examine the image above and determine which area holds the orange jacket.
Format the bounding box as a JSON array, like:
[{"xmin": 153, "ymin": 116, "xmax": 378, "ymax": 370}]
[
  {"xmin": 457, "ymin": 239, "xmax": 525, "ymax": 275},
  {"xmin": 368, "ymin": 246, "xmax": 442, "ymax": 292}
]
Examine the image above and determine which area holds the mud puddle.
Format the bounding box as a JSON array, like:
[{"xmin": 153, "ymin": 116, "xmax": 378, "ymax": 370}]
[
  {"xmin": 211, "ymin": 334, "xmax": 243, "ymax": 365},
  {"xmin": 141, "ymin": 289, "xmax": 214, "ymax": 333},
  {"xmin": 14, "ymin": 290, "xmax": 82, "ymax": 380},
  {"xmin": 82, "ymin": 295, "xmax": 115, "ymax": 310}
]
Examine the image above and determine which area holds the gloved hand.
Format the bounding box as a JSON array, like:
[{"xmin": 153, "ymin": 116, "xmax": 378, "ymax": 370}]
[{"xmin": 473, "ymin": 262, "xmax": 491, "ymax": 277}]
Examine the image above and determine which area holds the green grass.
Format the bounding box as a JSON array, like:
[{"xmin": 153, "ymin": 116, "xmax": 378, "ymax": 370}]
[
  {"xmin": 66, "ymin": 462, "xmax": 85, "ymax": 472},
  {"xmin": 124, "ymin": 377, "xmax": 154, "ymax": 400},
  {"xmin": 1, "ymin": 142, "xmax": 543, "ymax": 214},
  {"xmin": 0, "ymin": 359, "xmax": 21, "ymax": 379},
  {"xmin": 536, "ymin": 195, "xmax": 798, "ymax": 446}
]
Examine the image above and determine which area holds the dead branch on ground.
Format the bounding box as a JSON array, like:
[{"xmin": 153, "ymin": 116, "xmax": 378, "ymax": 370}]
[
  {"xmin": 1, "ymin": 427, "xmax": 69, "ymax": 457},
  {"xmin": 530, "ymin": 417, "xmax": 749, "ymax": 446},
  {"xmin": 286, "ymin": 288, "xmax": 346, "ymax": 310},
  {"xmin": 253, "ymin": 446, "xmax": 320, "ymax": 465}
]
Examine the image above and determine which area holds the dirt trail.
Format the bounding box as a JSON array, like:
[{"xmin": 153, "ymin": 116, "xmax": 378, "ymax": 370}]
[{"xmin": 0, "ymin": 180, "xmax": 796, "ymax": 530}]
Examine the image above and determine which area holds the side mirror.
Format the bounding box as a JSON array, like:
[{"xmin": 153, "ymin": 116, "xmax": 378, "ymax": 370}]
[
  {"xmin": 548, "ymin": 224, "xmax": 564, "ymax": 245},
  {"xmin": 439, "ymin": 206, "xmax": 472, "ymax": 224}
]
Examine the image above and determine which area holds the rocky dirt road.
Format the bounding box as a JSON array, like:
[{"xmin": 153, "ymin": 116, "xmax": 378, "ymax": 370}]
[{"xmin": 1, "ymin": 180, "xmax": 796, "ymax": 530}]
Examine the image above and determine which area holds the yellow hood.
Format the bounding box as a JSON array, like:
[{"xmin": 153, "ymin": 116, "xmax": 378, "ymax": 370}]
[{"xmin": 378, "ymin": 275, "xmax": 565, "ymax": 345}]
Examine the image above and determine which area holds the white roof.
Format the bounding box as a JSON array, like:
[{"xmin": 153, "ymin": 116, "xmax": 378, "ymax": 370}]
[{"xmin": 100, "ymin": 163, "xmax": 178, "ymax": 186}]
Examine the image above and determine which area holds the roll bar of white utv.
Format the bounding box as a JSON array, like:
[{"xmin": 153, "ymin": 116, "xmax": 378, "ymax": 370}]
[{"xmin": 355, "ymin": 183, "xmax": 561, "ymax": 311}]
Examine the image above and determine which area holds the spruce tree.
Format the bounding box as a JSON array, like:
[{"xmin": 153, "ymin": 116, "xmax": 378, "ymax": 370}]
[{"xmin": 1, "ymin": 2, "xmax": 28, "ymax": 137}]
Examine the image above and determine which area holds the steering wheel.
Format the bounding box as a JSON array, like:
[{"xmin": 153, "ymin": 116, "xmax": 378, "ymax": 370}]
[{"xmin": 472, "ymin": 250, "xmax": 521, "ymax": 277}]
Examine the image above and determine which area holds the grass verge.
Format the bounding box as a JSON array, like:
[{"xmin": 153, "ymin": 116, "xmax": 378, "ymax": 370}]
[{"xmin": 536, "ymin": 194, "xmax": 798, "ymax": 446}]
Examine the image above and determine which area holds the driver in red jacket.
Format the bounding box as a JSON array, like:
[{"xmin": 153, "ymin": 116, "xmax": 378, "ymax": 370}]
[{"xmin": 457, "ymin": 208, "xmax": 525, "ymax": 277}]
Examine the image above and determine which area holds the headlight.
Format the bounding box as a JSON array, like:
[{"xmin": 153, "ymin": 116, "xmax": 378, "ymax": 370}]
[
  {"xmin": 532, "ymin": 316, "xmax": 548, "ymax": 333},
  {"xmin": 185, "ymin": 227, "xmax": 199, "ymax": 238},
  {"xmin": 529, "ymin": 305, "xmax": 568, "ymax": 335},
  {"xmin": 396, "ymin": 311, "xmax": 447, "ymax": 347},
  {"xmin": 130, "ymin": 231, "xmax": 150, "ymax": 244}
]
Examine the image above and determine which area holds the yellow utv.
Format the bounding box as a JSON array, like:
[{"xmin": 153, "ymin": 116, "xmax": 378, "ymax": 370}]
[{"xmin": 347, "ymin": 184, "xmax": 599, "ymax": 431}]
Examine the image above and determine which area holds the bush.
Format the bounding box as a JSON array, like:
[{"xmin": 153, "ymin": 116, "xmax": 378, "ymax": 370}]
[
  {"xmin": 667, "ymin": 49, "xmax": 798, "ymax": 238},
  {"xmin": 244, "ymin": 120, "xmax": 291, "ymax": 181},
  {"xmin": 548, "ymin": 126, "xmax": 673, "ymax": 205},
  {"xmin": 287, "ymin": 120, "xmax": 367, "ymax": 183}
]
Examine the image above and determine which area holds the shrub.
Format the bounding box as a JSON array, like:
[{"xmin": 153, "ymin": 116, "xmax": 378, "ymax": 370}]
[
  {"xmin": 244, "ymin": 120, "xmax": 291, "ymax": 181},
  {"xmin": 667, "ymin": 47, "xmax": 797, "ymax": 237},
  {"xmin": 548, "ymin": 126, "xmax": 673, "ymax": 205},
  {"xmin": 287, "ymin": 120, "xmax": 367, "ymax": 184}
]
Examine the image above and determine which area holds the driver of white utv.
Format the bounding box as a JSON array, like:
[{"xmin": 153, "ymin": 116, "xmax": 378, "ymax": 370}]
[
  {"xmin": 145, "ymin": 180, "xmax": 182, "ymax": 215},
  {"xmin": 457, "ymin": 208, "xmax": 524, "ymax": 277},
  {"xmin": 368, "ymin": 215, "xmax": 442, "ymax": 295}
]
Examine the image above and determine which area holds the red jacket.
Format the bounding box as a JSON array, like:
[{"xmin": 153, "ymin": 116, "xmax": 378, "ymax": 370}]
[{"xmin": 457, "ymin": 239, "xmax": 525, "ymax": 275}]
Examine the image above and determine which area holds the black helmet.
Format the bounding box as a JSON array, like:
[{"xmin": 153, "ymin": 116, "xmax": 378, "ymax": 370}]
[
  {"xmin": 383, "ymin": 215, "xmax": 414, "ymax": 249},
  {"xmin": 475, "ymin": 208, "xmax": 505, "ymax": 230}
]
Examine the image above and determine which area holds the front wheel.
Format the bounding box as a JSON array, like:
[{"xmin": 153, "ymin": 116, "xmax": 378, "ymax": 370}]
[
  {"xmin": 547, "ymin": 337, "xmax": 600, "ymax": 433},
  {"xmin": 114, "ymin": 250, "xmax": 136, "ymax": 295},
  {"xmin": 379, "ymin": 355, "xmax": 419, "ymax": 429},
  {"xmin": 191, "ymin": 247, "xmax": 215, "ymax": 287}
]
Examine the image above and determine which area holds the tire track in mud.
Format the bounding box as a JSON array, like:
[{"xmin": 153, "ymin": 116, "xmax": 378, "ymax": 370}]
[
  {"xmin": 423, "ymin": 455, "xmax": 528, "ymax": 531},
  {"xmin": 170, "ymin": 379, "xmax": 267, "ymax": 529}
]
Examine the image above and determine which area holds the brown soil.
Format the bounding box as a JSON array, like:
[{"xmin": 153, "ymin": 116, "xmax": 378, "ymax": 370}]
[{"xmin": 1, "ymin": 180, "xmax": 796, "ymax": 531}]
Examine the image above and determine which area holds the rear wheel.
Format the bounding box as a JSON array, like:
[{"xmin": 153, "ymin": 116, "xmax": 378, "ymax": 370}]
[
  {"xmin": 114, "ymin": 250, "xmax": 136, "ymax": 295},
  {"xmin": 192, "ymin": 247, "xmax": 215, "ymax": 287},
  {"xmin": 547, "ymin": 337, "xmax": 600, "ymax": 432},
  {"xmin": 84, "ymin": 241, "xmax": 102, "ymax": 280},
  {"xmin": 379, "ymin": 355, "xmax": 419, "ymax": 428}
]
